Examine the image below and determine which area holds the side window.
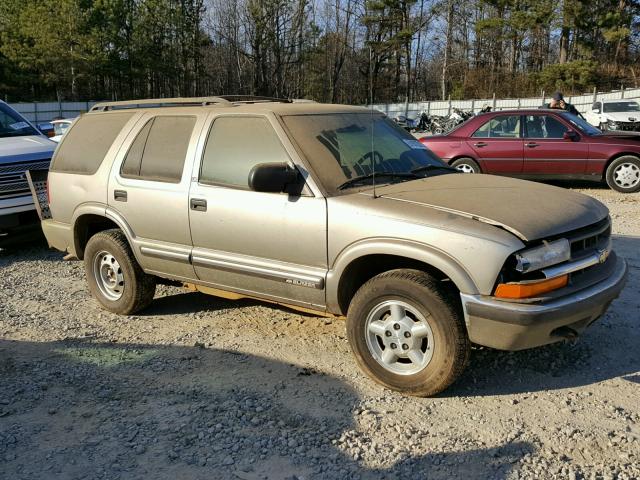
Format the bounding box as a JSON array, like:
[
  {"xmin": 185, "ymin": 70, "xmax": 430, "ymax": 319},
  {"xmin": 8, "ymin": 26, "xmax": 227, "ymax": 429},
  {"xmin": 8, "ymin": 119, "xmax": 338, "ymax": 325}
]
[
  {"xmin": 52, "ymin": 112, "xmax": 134, "ymax": 174},
  {"xmin": 121, "ymin": 116, "xmax": 195, "ymax": 183},
  {"xmin": 200, "ymin": 116, "xmax": 290, "ymax": 189},
  {"xmin": 472, "ymin": 115, "xmax": 520, "ymax": 138},
  {"xmin": 524, "ymin": 115, "xmax": 568, "ymax": 139}
]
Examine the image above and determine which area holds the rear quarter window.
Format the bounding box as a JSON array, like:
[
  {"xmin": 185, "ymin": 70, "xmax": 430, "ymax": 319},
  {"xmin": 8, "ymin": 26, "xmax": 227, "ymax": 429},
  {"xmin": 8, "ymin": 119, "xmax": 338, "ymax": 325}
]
[{"xmin": 51, "ymin": 112, "xmax": 134, "ymax": 174}]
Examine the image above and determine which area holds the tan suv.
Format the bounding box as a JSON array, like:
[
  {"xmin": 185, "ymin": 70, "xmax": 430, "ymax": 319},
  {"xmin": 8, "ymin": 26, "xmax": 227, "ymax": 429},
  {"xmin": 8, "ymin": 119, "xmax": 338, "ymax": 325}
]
[{"xmin": 41, "ymin": 96, "xmax": 627, "ymax": 396}]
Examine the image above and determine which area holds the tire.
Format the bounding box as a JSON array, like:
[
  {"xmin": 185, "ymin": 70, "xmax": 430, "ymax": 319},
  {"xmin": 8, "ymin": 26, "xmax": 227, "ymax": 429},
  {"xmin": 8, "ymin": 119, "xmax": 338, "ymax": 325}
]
[
  {"xmin": 346, "ymin": 269, "xmax": 470, "ymax": 397},
  {"xmin": 451, "ymin": 157, "xmax": 481, "ymax": 174},
  {"xmin": 84, "ymin": 229, "xmax": 156, "ymax": 314},
  {"xmin": 605, "ymin": 156, "xmax": 640, "ymax": 193}
]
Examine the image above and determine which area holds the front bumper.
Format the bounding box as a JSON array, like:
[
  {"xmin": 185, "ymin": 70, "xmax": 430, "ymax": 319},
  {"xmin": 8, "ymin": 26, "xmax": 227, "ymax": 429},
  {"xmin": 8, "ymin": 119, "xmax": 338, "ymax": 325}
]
[{"xmin": 460, "ymin": 255, "xmax": 628, "ymax": 350}]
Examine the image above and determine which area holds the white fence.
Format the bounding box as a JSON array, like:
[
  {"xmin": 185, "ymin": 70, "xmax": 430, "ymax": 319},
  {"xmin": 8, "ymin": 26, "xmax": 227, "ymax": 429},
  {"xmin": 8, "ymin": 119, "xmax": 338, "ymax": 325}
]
[
  {"xmin": 8, "ymin": 86, "xmax": 640, "ymax": 123},
  {"xmin": 7, "ymin": 101, "xmax": 99, "ymax": 124},
  {"xmin": 371, "ymin": 87, "xmax": 640, "ymax": 119}
]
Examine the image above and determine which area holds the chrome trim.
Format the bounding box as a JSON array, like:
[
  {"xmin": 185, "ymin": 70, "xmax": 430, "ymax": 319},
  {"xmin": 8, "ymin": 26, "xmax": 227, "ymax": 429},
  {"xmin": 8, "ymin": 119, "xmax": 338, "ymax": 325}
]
[
  {"xmin": 541, "ymin": 238, "xmax": 612, "ymax": 279},
  {"xmin": 191, "ymin": 254, "xmax": 325, "ymax": 289},
  {"xmin": 140, "ymin": 246, "xmax": 190, "ymax": 263}
]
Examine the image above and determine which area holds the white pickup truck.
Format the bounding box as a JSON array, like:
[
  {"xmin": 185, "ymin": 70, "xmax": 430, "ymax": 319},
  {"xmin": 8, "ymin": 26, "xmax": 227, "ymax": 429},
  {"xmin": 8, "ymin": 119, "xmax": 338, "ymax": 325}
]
[
  {"xmin": 0, "ymin": 101, "xmax": 56, "ymax": 246},
  {"xmin": 585, "ymin": 99, "xmax": 640, "ymax": 132}
]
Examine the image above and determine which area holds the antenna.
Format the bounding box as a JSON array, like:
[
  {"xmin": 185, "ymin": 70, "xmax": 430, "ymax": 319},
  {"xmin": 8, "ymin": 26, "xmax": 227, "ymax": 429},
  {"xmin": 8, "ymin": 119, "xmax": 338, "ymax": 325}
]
[{"xmin": 369, "ymin": 46, "xmax": 377, "ymax": 199}]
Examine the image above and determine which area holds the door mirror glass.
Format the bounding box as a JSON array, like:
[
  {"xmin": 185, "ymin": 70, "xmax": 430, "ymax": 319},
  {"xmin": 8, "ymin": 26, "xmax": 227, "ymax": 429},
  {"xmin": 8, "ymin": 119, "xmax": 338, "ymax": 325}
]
[
  {"xmin": 249, "ymin": 163, "xmax": 299, "ymax": 193},
  {"xmin": 563, "ymin": 131, "xmax": 578, "ymax": 141}
]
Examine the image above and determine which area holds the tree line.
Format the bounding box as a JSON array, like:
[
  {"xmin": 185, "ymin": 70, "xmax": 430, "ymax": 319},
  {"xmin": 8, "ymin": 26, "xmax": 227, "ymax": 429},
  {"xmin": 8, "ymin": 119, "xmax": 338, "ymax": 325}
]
[{"xmin": 0, "ymin": 0, "xmax": 638, "ymax": 104}]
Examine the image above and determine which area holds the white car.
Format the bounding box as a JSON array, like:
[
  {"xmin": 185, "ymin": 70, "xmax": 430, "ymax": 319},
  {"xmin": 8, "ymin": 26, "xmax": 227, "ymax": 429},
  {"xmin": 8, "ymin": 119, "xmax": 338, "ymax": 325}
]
[
  {"xmin": 50, "ymin": 118, "xmax": 75, "ymax": 142},
  {"xmin": 585, "ymin": 99, "xmax": 640, "ymax": 131}
]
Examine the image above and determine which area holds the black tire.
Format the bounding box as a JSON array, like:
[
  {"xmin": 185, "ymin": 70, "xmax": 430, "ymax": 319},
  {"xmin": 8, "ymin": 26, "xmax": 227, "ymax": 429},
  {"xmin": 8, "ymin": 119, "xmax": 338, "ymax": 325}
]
[
  {"xmin": 605, "ymin": 155, "xmax": 640, "ymax": 193},
  {"xmin": 451, "ymin": 157, "xmax": 481, "ymax": 174},
  {"xmin": 346, "ymin": 269, "xmax": 470, "ymax": 397},
  {"xmin": 84, "ymin": 229, "xmax": 156, "ymax": 314}
]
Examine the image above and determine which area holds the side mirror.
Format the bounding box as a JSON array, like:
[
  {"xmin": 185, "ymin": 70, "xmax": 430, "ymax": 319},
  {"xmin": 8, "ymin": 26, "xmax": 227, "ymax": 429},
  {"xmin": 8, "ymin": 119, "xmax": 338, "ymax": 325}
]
[
  {"xmin": 592, "ymin": 108, "xmax": 601, "ymax": 114},
  {"xmin": 563, "ymin": 131, "xmax": 579, "ymax": 141},
  {"xmin": 248, "ymin": 163, "xmax": 300, "ymax": 193}
]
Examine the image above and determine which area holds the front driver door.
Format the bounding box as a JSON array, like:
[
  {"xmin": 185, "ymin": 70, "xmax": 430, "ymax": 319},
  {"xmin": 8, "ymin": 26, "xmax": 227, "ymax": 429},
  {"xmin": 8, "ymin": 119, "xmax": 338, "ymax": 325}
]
[
  {"xmin": 188, "ymin": 114, "xmax": 328, "ymax": 309},
  {"xmin": 521, "ymin": 113, "xmax": 588, "ymax": 176},
  {"xmin": 466, "ymin": 114, "xmax": 523, "ymax": 174}
]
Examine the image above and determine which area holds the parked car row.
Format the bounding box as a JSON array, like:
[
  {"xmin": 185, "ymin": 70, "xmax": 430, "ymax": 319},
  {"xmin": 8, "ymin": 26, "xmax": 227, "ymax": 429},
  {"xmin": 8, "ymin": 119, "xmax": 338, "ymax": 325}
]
[{"xmin": 419, "ymin": 108, "xmax": 640, "ymax": 193}]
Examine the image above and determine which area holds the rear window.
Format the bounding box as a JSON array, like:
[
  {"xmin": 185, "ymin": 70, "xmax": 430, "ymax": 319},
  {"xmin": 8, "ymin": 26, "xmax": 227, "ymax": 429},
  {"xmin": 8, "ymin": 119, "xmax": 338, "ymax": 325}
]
[
  {"xmin": 51, "ymin": 112, "xmax": 134, "ymax": 174},
  {"xmin": 121, "ymin": 116, "xmax": 196, "ymax": 183}
]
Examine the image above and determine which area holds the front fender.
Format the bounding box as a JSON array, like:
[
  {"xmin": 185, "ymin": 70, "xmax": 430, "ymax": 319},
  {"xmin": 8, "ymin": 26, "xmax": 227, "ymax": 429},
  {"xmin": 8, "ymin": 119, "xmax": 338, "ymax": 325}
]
[{"xmin": 325, "ymin": 238, "xmax": 479, "ymax": 314}]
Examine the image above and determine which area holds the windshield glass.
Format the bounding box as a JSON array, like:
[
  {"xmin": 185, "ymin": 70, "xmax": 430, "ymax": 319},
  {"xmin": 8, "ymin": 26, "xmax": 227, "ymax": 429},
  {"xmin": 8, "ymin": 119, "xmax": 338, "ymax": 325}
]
[
  {"xmin": 603, "ymin": 101, "xmax": 640, "ymax": 113},
  {"xmin": 559, "ymin": 112, "xmax": 602, "ymax": 136},
  {"xmin": 0, "ymin": 103, "xmax": 39, "ymax": 138},
  {"xmin": 282, "ymin": 112, "xmax": 450, "ymax": 195}
]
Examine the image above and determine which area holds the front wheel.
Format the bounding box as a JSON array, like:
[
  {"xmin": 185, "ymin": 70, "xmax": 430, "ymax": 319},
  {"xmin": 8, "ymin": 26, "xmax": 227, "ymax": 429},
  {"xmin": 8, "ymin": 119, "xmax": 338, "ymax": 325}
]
[
  {"xmin": 84, "ymin": 229, "xmax": 156, "ymax": 314},
  {"xmin": 346, "ymin": 269, "xmax": 470, "ymax": 397},
  {"xmin": 605, "ymin": 156, "xmax": 640, "ymax": 193}
]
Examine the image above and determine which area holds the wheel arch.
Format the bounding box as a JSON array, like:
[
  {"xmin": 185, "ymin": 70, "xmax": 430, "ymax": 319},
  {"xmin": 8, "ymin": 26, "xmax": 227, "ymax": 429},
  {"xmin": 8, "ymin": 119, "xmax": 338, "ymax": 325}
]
[
  {"xmin": 72, "ymin": 205, "xmax": 137, "ymax": 261},
  {"xmin": 326, "ymin": 240, "xmax": 478, "ymax": 316}
]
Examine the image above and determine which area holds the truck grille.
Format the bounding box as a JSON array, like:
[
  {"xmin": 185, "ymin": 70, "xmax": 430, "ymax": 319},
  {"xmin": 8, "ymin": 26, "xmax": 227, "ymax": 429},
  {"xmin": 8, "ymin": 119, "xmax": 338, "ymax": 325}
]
[
  {"xmin": 567, "ymin": 217, "xmax": 611, "ymax": 260},
  {"xmin": 0, "ymin": 160, "xmax": 51, "ymax": 198},
  {"xmin": 614, "ymin": 122, "xmax": 640, "ymax": 132}
]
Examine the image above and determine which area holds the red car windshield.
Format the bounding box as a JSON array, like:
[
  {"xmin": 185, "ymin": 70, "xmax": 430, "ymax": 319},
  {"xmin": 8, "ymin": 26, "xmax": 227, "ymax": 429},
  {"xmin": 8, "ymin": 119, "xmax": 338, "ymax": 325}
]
[{"xmin": 559, "ymin": 112, "xmax": 602, "ymax": 136}]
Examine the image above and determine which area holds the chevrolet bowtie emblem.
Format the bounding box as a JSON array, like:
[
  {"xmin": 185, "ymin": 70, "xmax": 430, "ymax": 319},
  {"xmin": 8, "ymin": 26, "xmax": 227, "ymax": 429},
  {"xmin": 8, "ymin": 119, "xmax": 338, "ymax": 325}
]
[{"xmin": 597, "ymin": 248, "xmax": 610, "ymax": 264}]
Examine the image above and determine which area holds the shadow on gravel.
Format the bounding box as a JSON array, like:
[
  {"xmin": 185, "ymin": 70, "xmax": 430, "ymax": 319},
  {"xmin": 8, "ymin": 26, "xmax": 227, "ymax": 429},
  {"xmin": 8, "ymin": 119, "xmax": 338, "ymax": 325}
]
[
  {"xmin": 0, "ymin": 339, "xmax": 534, "ymax": 480},
  {"xmin": 446, "ymin": 234, "xmax": 640, "ymax": 398},
  {"xmin": 0, "ymin": 241, "xmax": 63, "ymax": 267}
]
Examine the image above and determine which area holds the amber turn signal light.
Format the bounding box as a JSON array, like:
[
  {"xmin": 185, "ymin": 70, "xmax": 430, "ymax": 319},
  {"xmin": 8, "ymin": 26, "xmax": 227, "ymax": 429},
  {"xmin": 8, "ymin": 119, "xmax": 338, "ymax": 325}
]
[{"xmin": 495, "ymin": 275, "xmax": 568, "ymax": 299}]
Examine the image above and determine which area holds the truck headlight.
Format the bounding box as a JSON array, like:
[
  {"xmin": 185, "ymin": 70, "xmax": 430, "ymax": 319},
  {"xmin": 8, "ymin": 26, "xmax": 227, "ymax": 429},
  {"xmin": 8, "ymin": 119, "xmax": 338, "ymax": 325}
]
[
  {"xmin": 515, "ymin": 239, "xmax": 571, "ymax": 273},
  {"xmin": 608, "ymin": 120, "xmax": 619, "ymax": 130}
]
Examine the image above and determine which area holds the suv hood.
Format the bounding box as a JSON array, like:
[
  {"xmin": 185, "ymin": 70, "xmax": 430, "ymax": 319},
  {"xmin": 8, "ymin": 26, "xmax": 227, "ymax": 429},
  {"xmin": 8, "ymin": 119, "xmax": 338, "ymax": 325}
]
[
  {"xmin": 603, "ymin": 111, "xmax": 640, "ymax": 123},
  {"xmin": 370, "ymin": 174, "xmax": 608, "ymax": 242},
  {"xmin": 0, "ymin": 135, "xmax": 56, "ymax": 163}
]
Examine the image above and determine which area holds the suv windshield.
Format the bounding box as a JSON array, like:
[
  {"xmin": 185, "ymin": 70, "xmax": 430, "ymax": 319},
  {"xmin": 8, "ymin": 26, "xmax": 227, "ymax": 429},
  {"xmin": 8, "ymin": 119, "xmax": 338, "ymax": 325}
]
[
  {"xmin": 0, "ymin": 103, "xmax": 39, "ymax": 138},
  {"xmin": 560, "ymin": 112, "xmax": 602, "ymax": 136},
  {"xmin": 282, "ymin": 112, "xmax": 451, "ymax": 195},
  {"xmin": 603, "ymin": 101, "xmax": 640, "ymax": 113}
]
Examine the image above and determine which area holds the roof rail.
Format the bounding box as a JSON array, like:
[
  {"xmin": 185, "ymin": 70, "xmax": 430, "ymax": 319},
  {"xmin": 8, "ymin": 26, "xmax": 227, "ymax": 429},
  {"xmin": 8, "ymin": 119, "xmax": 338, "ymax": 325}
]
[
  {"xmin": 90, "ymin": 95, "xmax": 295, "ymax": 112},
  {"xmin": 90, "ymin": 97, "xmax": 231, "ymax": 112}
]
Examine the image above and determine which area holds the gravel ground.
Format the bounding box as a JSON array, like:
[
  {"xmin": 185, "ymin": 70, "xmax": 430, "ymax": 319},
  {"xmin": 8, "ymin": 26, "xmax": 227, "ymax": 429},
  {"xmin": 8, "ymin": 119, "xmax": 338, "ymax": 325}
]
[{"xmin": 0, "ymin": 185, "xmax": 639, "ymax": 480}]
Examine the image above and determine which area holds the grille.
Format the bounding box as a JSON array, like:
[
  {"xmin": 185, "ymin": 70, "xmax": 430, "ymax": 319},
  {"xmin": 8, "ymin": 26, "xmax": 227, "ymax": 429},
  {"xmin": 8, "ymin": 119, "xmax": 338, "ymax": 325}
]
[
  {"xmin": 614, "ymin": 122, "xmax": 640, "ymax": 132},
  {"xmin": 567, "ymin": 217, "xmax": 611, "ymax": 260},
  {"xmin": 0, "ymin": 160, "xmax": 50, "ymax": 198}
]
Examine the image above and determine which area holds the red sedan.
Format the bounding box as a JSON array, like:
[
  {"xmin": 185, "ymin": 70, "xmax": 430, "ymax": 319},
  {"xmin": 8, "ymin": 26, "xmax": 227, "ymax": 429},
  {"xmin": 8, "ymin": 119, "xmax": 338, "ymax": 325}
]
[{"xmin": 419, "ymin": 109, "xmax": 640, "ymax": 193}]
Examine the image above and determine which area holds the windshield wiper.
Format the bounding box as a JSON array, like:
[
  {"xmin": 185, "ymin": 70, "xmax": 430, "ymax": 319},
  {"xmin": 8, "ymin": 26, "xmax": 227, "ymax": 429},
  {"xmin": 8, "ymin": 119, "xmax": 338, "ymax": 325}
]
[
  {"xmin": 337, "ymin": 172, "xmax": 420, "ymax": 190},
  {"xmin": 411, "ymin": 164, "xmax": 458, "ymax": 175}
]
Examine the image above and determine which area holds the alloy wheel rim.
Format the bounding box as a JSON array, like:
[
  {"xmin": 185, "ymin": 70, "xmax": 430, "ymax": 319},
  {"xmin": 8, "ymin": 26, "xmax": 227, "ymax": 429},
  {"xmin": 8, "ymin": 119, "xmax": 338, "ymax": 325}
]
[
  {"xmin": 93, "ymin": 250, "xmax": 124, "ymax": 301},
  {"xmin": 456, "ymin": 164, "xmax": 475, "ymax": 174},
  {"xmin": 365, "ymin": 300, "xmax": 435, "ymax": 376},
  {"xmin": 613, "ymin": 163, "xmax": 640, "ymax": 188}
]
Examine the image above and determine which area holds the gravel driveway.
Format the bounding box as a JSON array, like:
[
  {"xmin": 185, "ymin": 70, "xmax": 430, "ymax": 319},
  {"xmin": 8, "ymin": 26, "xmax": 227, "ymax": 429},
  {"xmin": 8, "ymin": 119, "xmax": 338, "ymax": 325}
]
[{"xmin": 1, "ymin": 185, "xmax": 638, "ymax": 480}]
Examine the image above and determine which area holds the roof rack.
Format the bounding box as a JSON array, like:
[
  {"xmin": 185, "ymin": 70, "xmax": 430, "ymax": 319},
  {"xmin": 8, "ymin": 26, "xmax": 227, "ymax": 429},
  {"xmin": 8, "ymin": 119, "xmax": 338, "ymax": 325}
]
[{"xmin": 90, "ymin": 95, "xmax": 294, "ymax": 112}]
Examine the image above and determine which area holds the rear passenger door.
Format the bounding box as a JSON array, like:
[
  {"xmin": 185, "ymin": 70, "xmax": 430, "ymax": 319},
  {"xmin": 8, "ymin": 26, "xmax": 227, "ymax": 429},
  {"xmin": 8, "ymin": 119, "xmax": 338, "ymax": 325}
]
[
  {"xmin": 466, "ymin": 115, "xmax": 523, "ymax": 174},
  {"xmin": 188, "ymin": 114, "xmax": 327, "ymax": 309},
  {"xmin": 109, "ymin": 114, "xmax": 204, "ymax": 280}
]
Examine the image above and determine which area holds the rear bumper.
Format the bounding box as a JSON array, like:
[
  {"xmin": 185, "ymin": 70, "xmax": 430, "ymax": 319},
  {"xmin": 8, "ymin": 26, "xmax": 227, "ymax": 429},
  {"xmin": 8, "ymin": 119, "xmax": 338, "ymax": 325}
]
[
  {"xmin": 41, "ymin": 218, "xmax": 74, "ymax": 253},
  {"xmin": 460, "ymin": 256, "xmax": 628, "ymax": 350}
]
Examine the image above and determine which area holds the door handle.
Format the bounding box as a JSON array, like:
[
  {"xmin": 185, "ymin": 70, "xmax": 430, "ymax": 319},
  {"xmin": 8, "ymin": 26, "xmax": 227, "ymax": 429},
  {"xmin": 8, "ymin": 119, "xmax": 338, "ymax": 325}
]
[
  {"xmin": 474, "ymin": 142, "xmax": 487, "ymax": 147},
  {"xmin": 114, "ymin": 190, "xmax": 127, "ymax": 202},
  {"xmin": 190, "ymin": 198, "xmax": 207, "ymax": 212},
  {"xmin": 525, "ymin": 142, "xmax": 539, "ymax": 148}
]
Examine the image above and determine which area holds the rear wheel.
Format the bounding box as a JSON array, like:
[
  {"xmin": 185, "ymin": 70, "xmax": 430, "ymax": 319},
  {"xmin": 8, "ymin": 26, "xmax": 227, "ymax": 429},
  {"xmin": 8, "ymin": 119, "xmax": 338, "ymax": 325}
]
[
  {"xmin": 605, "ymin": 156, "xmax": 640, "ymax": 193},
  {"xmin": 451, "ymin": 157, "xmax": 481, "ymax": 174},
  {"xmin": 346, "ymin": 269, "xmax": 470, "ymax": 397},
  {"xmin": 84, "ymin": 229, "xmax": 156, "ymax": 314}
]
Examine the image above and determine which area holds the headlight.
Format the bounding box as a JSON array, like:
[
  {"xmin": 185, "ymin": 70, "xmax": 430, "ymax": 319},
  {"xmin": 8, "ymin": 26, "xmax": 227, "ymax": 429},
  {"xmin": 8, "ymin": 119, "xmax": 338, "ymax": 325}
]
[
  {"xmin": 608, "ymin": 120, "xmax": 619, "ymax": 130},
  {"xmin": 515, "ymin": 239, "xmax": 570, "ymax": 273}
]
